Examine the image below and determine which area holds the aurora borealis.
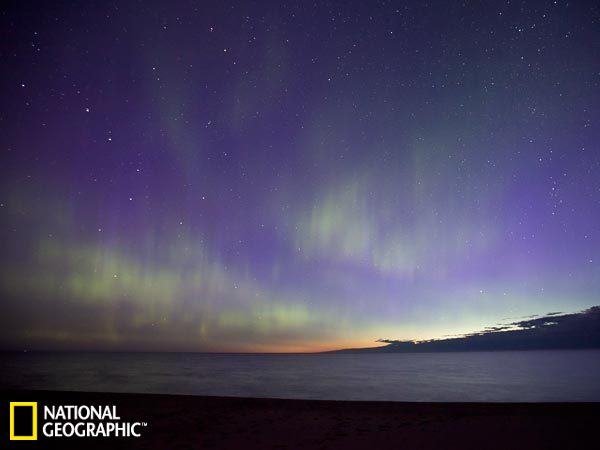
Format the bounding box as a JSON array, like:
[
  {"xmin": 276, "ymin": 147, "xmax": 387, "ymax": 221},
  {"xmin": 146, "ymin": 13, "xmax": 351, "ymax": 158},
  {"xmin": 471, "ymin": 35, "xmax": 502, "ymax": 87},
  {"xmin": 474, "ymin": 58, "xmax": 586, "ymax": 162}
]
[{"xmin": 1, "ymin": 0, "xmax": 598, "ymax": 352}]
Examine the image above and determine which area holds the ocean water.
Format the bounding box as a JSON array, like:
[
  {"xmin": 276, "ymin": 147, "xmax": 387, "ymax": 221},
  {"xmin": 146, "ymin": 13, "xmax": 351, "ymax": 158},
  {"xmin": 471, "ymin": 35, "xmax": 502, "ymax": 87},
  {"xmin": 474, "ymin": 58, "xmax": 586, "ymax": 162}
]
[{"xmin": 2, "ymin": 350, "xmax": 600, "ymax": 402}]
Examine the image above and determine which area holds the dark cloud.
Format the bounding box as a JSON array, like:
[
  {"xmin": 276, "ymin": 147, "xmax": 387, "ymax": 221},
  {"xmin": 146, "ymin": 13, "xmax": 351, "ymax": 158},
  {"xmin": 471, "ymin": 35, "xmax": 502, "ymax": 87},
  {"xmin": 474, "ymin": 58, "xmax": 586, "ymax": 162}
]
[{"xmin": 335, "ymin": 307, "xmax": 600, "ymax": 353}]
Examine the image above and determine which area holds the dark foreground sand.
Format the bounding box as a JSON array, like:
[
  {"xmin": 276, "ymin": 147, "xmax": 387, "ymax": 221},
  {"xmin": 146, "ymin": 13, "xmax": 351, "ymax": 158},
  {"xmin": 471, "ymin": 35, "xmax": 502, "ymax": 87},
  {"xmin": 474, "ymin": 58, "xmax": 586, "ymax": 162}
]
[{"xmin": 2, "ymin": 390, "xmax": 599, "ymax": 449}]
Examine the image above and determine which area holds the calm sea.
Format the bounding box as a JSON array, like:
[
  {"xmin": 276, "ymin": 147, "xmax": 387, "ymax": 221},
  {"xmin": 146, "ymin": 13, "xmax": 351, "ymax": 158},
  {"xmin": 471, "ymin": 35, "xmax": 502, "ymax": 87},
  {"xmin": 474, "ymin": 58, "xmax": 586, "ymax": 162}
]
[{"xmin": 2, "ymin": 350, "xmax": 600, "ymax": 402}]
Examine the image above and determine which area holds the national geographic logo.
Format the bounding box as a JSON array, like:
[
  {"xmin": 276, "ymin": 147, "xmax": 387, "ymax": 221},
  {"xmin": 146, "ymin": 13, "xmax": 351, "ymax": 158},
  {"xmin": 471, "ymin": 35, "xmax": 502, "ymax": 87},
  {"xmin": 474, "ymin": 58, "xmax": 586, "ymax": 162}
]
[
  {"xmin": 8, "ymin": 401, "xmax": 147, "ymax": 440},
  {"xmin": 9, "ymin": 402, "xmax": 37, "ymax": 440}
]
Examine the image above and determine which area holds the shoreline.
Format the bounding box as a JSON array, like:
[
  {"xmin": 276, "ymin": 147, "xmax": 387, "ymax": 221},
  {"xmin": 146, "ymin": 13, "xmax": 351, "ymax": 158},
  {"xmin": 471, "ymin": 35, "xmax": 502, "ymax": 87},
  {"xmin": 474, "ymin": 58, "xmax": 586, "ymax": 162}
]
[{"xmin": 3, "ymin": 390, "xmax": 599, "ymax": 449}]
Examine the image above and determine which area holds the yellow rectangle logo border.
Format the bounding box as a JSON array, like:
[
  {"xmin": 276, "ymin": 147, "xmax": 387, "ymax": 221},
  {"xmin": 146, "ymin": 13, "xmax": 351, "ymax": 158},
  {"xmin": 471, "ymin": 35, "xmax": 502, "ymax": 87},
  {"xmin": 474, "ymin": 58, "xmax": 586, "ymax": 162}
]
[{"xmin": 9, "ymin": 402, "xmax": 37, "ymax": 440}]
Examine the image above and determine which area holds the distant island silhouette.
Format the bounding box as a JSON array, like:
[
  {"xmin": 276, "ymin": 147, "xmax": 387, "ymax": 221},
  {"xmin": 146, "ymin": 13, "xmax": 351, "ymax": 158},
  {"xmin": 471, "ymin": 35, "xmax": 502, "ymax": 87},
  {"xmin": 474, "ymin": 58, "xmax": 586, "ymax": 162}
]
[{"xmin": 330, "ymin": 306, "xmax": 600, "ymax": 353}]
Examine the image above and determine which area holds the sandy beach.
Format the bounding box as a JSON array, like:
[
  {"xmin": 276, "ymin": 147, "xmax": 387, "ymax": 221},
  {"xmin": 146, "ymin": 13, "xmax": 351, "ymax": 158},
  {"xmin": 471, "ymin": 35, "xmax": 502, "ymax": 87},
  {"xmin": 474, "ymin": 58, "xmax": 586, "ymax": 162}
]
[{"xmin": 3, "ymin": 390, "xmax": 599, "ymax": 449}]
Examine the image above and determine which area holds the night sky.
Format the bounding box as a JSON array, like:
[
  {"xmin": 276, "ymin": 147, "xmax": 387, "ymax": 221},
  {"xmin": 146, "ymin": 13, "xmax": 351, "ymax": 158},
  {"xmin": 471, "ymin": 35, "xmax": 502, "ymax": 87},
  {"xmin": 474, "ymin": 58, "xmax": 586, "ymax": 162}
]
[{"xmin": 1, "ymin": 0, "xmax": 598, "ymax": 352}]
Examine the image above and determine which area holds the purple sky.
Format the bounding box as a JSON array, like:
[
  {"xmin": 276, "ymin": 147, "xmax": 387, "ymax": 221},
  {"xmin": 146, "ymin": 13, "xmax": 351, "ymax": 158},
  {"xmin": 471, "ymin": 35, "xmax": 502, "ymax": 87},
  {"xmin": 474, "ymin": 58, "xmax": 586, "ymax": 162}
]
[{"xmin": 1, "ymin": 0, "xmax": 599, "ymax": 352}]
